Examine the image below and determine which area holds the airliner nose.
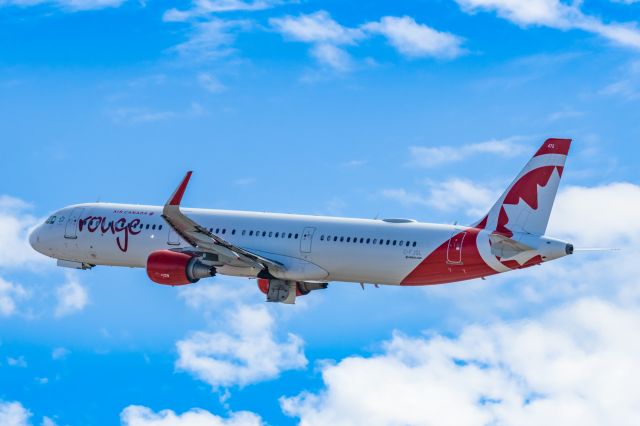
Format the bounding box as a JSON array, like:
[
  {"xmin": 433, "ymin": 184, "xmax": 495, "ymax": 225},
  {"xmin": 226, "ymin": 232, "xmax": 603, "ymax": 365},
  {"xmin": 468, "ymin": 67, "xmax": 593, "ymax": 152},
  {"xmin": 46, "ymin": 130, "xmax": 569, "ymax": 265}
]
[{"xmin": 29, "ymin": 226, "xmax": 41, "ymax": 253}]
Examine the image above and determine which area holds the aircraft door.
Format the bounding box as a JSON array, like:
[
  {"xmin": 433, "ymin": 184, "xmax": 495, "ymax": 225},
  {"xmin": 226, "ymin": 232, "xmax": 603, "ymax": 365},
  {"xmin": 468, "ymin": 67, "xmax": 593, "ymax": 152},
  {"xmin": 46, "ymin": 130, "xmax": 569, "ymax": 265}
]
[
  {"xmin": 167, "ymin": 227, "xmax": 181, "ymax": 245},
  {"xmin": 64, "ymin": 207, "xmax": 85, "ymax": 239},
  {"xmin": 446, "ymin": 232, "xmax": 466, "ymax": 264},
  {"xmin": 300, "ymin": 227, "xmax": 316, "ymax": 254}
]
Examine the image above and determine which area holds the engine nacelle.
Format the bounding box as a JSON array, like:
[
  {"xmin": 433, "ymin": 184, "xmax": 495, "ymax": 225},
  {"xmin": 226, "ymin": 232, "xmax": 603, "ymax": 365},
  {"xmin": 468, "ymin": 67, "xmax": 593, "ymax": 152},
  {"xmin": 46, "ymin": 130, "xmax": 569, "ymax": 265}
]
[{"xmin": 146, "ymin": 250, "xmax": 215, "ymax": 286}]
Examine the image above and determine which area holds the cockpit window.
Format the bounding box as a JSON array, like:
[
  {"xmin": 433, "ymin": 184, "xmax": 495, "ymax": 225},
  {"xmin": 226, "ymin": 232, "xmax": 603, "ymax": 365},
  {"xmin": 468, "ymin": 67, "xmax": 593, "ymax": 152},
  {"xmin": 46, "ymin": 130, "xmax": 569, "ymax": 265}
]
[{"xmin": 45, "ymin": 215, "xmax": 57, "ymax": 224}]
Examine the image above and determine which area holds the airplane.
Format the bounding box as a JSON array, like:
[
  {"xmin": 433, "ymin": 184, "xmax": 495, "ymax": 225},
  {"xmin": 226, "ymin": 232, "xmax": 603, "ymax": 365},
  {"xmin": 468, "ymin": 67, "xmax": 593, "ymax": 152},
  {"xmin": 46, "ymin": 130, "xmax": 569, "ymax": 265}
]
[{"xmin": 29, "ymin": 138, "xmax": 574, "ymax": 304}]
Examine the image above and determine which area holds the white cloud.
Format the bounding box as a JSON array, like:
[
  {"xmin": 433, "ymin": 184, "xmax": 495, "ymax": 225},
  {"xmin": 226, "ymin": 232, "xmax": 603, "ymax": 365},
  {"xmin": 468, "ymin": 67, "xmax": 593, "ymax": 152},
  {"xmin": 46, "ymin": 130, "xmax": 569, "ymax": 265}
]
[
  {"xmin": 197, "ymin": 72, "xmax": 226, "ymax": 93},
  {"xmin": 310, "ymin": 44, "xmax": 353, "ymax": 72},
  {"xmin": 0, "ymin": 401, "xmax": 30, "ymax": 426},
  {"xmin": 178, "ymin": 279, "xmax": 259, "ymax": 312},
  {"xmin": 270, "ymin": 11, "xmax": 464, "ymax": 71},
  {"xmin": 0, "ymin": 196, "xmax": 47, "ymax": 269},
  {"xmin": 0, "ymin": 0, "xmax": 125, "ymax": 11},
  {"xmin": 455, "ymin": 0, "xmax": 640, "ymax": 50},
  {"xmin": 600, "ymin": 60, "xmax": 640, "ymax": 100},
  {"xmin": 175, "ymin": 304, "xmax": 307, "ymax": 388},
  {"xmin": 270, "ymin": 11, "xmax": 363, "ymax": 45},
  {"xmin": 364, "ymin": 16, "xmax": 464, "ymax": 59},
  {"xmin": 121, "ymin": 405, "xmax": 263, "ymax": 426},
  {"xmin": 408, "ymin": 137, "xmax": 525, "ymax": 168},
  {"xmin": 548, "ymin": 182, "xmax": 640, "ymax": 247},
  {"xmin": 0, "ymin": 277, "xmax": 28, "ymax": 317},
  {"xmin": 382, "ymin": 178, "xmax": 497, "ymax": 218},
  {"xmin": 164, "ymin": 0, "xmax": 285, "ymax": 22},
  {"xmin": 7, "ymin": 356, "xmax": 27, "ymax": 368},
  {"xmin": 51, "ymin": 347, "xmax": 70, "ymax": 360},
  {"xmin": 54, "ymin": 273, "xmax": 88, "ymax": 318},
  {"xmin": 282, "ymin": 297, "xmax": 640, "ymax": 426},
  {"xmin": 171, "ymin": 19, "xmax": 251, "ymax": 61},
  {"xmin": 41, "ymin": 417, "xmax": 58, "ymax": 426}
]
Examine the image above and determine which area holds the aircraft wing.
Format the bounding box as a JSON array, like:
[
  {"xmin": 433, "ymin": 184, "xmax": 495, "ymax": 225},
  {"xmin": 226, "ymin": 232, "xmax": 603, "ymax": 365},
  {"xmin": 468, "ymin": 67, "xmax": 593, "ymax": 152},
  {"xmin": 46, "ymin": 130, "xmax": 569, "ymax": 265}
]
[{"xmin": 161, "ymin": 171, "xmax": 285, "ymax": 274}]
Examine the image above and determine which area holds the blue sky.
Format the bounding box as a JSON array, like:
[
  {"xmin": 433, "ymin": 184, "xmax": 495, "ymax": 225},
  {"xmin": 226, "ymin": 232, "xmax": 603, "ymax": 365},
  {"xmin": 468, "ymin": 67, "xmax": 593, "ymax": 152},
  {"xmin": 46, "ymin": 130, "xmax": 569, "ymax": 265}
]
[{"xmin": 1, "ymin": 0, "xmax": 640, "ymax": 425}]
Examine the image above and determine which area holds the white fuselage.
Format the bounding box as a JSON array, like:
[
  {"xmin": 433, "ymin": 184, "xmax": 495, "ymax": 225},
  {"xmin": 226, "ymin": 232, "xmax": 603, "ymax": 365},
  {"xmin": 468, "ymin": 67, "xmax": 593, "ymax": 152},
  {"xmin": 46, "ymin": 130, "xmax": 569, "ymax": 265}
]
[{"xmin": 29, "ymin": 202, "xmax": 570, "ymax": 286}]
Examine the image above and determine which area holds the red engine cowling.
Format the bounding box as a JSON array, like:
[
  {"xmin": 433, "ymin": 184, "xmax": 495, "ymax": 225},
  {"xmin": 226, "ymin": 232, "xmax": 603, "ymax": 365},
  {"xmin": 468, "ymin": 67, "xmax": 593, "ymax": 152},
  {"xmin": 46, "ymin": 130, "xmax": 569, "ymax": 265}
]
[{"xmin": 146, "ymin": 250, "xmax": 215, "ymax": 286}]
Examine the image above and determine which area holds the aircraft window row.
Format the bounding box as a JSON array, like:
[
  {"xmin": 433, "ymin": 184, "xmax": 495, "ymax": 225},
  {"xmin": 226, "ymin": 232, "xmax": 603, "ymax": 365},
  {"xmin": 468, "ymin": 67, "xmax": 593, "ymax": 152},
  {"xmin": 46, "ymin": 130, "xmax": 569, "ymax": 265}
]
[
  {"xmin": 206, "ymin": 228, "xmax": 300, "ymax": 240},
  {"xmin": 319, "ymin": 235, "xmax": 417, "ymax": 247},
  {"xmin": 129, "ymin": 223, "xmax": 163, "ymax": 231}
]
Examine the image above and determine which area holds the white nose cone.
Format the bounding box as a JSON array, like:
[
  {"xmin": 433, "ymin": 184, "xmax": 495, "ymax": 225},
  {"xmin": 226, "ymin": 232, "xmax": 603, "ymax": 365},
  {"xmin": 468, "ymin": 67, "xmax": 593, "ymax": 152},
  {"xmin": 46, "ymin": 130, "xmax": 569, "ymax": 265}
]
[{"xmin": 29, "ymin": 226, "xmax": 41, "ymax": 254}]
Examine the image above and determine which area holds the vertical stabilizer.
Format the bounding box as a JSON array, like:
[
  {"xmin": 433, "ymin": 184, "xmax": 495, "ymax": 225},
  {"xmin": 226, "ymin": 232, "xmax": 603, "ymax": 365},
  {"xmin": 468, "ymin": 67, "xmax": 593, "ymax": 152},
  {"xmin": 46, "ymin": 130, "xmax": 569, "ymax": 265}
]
[{"xmin": 476, "ymin": 138, "xmax": 571, "ymax": 236}]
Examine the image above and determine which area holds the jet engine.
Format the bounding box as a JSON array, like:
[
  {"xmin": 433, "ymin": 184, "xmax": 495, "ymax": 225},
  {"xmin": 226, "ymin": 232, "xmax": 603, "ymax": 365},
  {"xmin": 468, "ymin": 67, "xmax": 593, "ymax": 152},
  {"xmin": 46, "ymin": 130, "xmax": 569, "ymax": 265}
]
[{"xmin": 146, "ymin": 250, "xmax": 216, "ymax": 286}]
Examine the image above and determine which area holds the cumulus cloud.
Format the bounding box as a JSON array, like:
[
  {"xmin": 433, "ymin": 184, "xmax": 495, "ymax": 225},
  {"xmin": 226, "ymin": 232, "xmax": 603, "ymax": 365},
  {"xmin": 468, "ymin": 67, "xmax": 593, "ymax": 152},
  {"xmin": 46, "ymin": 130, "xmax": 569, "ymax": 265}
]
[
  {"xmin": 548, "ymin": 182, "xmax": 640, "ymax": 247},
  {"xmin": 120, "ymin": 405, "xmax": 263, "ymax": 426},
  {"xmin": 175, "ymin": 304, "xmax": 307, "ymax": 388},
  {"xmin": 282, "ymin": 297, "xmax": 640, "ymax": 426},
  {"xmin": 270, "ymin": 11, "xmax": 464, "ymax": 71},
  {"xmin": 455, "ymin": 0, "xmax": 640, "ymax": 50},
  {"xmin": 408, "ymin": 137, "xmax": 526, "ymax": 168},
  {"xmin": 0, "ymin": 0, "xmax": 126, "ymax": 11},
  {"xmin": 0, "ymin": 401, "xmax": 30, "ymax": 426},
  {"xmin": 54, "ymin": 273, "xmax": 88, "ymax": 318}
]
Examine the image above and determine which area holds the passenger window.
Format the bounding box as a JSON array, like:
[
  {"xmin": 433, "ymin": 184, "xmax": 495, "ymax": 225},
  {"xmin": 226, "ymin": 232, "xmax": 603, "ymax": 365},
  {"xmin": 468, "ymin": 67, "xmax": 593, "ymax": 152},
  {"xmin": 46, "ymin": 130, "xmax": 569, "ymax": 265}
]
[
  {"xmin": 295, "ymin": 234, "xmax": 299, "ymax": 239},
  {"xmin": 373, "ymin": 239, "xmax": 377, "ymax": 244},
  {"xmin": 232, "ymin": 229, "xmax": 236, "ymax": 235},
  {"xmin": 288, "ymin": 233, "xmax": 292, "ymax": 238},
  {"xmin": 340, "ymin": 237, "xmax": 344, "ymax": 242},
  {"xmin": 413, "ymin": 241, "xmax": 417, "ymax": 247},
  {"xmin": 242, "ymin": 230, "xmax": 246, "ymax": 236},
  {"xmin": 215, "ymin": 228, "xmax": 220, "ymax": 233},
  {"xmin": 393, "ymin": 240, "xmax": 397, "ymax": 246},
  {"xmin": 222, "ymin": 229, "xmax": 226, "ymax": 234},
  {"xmin": 406, "ymin": 241, "xmax": 410, "ymax": 247},
  {"xmin": 269, "ymin": 232, "xmax": 273, "ymax": 237},
  {"xmin": 333, "ymin": 236, "xmax": 338, "ymax": 242},
  {"xmin": 152, "ymin": 225, "xmax": 156, "ymax": 230},
  {"xmin": 386, "ymin": 240, "xmax": 390, "ymax": 245},
  {"xmin": 320, "ymin": 235, "xmax": 324, "ymax": 241},
  {"xmin": 399, "ymin": 240, "xmax": 403, "ymax": 246},
  {"xmin": 262, "ymin": 231, "xmax": 266, "ymax": 237},
  {"xmin": 360, "ymin": 238, "xmax": 364, "ymax": 243},
  {"xmin": 353, "ymin": 238, "xmax": 357, "ymax": 244},
  {"xmin": 249, "ymin": 231, "xmax": 254, "ymax": 236},
  {"xmin": 347, "ymin": 237, "xmax": 351, "ymax": 242},
  {"xmin": 366, "ymin": 238, "xmax": 370, "ymax": 244},
  {"xmin": 275, "ymin": 232, "xmax": 279, "ymax": 238},
  {"xmin": 146, "ymin": 224, "xmax": 150, "ymax": 230},
  {"xmin": 159, "ymin": 225, "xmax": 163, "ymax": 230}
]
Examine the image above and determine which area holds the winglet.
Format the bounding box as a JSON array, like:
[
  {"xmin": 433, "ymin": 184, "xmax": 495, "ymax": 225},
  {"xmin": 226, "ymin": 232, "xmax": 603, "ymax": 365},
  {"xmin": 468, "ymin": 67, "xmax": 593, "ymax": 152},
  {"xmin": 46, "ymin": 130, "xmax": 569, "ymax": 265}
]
[{"xmin": 167, "ymin": 171, "xmax": 192, "ymax": 206}]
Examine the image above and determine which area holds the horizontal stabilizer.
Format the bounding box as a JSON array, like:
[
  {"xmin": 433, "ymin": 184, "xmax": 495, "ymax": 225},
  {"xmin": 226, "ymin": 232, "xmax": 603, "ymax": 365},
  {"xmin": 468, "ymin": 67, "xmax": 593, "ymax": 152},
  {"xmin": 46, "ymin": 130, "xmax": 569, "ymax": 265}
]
[{"xmin": 490, "ymin": 233, "xmax": 536, "ymax": 261}]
